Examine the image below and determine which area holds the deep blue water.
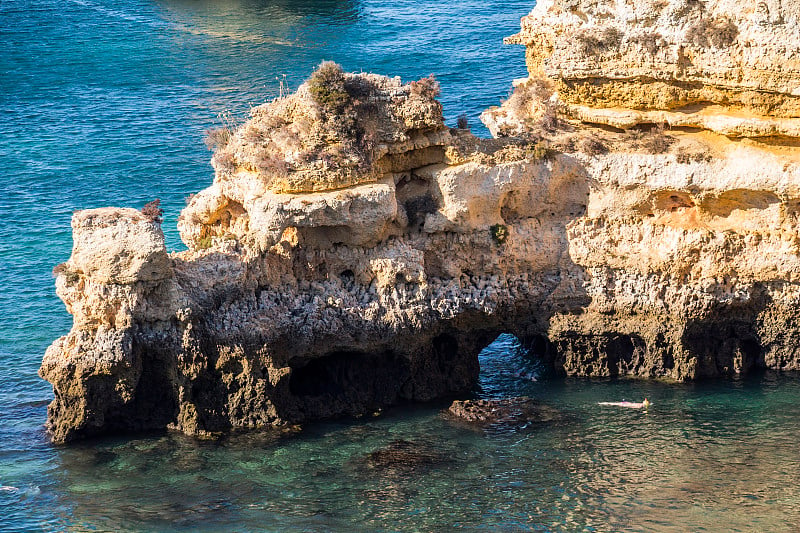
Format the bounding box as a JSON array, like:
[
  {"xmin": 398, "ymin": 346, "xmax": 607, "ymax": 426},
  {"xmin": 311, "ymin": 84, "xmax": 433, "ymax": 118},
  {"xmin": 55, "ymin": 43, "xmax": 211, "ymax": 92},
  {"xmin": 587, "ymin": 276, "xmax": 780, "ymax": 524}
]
[{"xmin": 3, "ymin": 0, "xmax": 800, "ymax": 531}]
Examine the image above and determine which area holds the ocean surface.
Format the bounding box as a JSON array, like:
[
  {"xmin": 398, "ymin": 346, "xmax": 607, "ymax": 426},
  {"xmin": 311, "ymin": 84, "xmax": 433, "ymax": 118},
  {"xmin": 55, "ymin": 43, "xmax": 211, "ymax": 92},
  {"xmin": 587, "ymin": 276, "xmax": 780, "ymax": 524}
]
[{"xmin": 2, "ymin": 0, "xmax": 800, "ymax": 531}]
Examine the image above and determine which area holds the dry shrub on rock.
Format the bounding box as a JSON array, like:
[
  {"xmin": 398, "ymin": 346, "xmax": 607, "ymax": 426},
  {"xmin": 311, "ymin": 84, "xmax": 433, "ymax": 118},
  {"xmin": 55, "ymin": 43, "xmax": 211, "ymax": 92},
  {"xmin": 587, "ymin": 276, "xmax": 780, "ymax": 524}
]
[
  {"xmin": 629, "ymin": 123, "xmax": 674, "ymax": 154},
  {"xmin": 676, "ymin": 145, "xmax": 713, "ymax": 163},
  {"xmin": 306, "ymin": 62, "xmax": 384, "ymax": 173},
  {"xmin": 408, "ymin": 74, "xmax": 441, "ymax": 99},
  {"xmin": 629, "ymin": 31, "xmax": 663, "ymax": 54},
  {"xmin": 141, "ymin": 199, "xmax": 163, "ymax": 223},
  {"xmin": 203, "ymin": 63, "xmax": 444, "ymax": 192},
  {"xmin": 505, "ymin": 78, "xmax": 560, "ymax": 134},
  {"xmin": 308, "ymin": 61, "xmax": 351, "ymax": 112},
  {"xmin": 204, "ymin": 127, "xmax": 232, "ymax": 151},
  {"xmin": 578, "ymin": 136, "xmax": 608, "ymax": 156}
]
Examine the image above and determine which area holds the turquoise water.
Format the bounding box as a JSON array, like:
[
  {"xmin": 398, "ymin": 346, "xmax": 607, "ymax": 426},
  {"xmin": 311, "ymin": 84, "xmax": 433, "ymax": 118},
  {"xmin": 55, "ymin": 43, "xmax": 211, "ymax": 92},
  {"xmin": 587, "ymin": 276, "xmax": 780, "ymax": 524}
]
[
  {"xmin": 11, "ymin": 337, "xmax": 800, "ymax": 531},
  {"xmin": 2, "ymin": 0, "xmax": 800, "ymax": 531}
]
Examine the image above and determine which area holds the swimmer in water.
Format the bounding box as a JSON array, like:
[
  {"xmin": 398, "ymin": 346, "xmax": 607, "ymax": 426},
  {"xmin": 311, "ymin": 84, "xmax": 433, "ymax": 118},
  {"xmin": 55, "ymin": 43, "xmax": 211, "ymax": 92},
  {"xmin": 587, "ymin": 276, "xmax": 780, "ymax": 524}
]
[{"xmin": 597, "ymin": 398, "xmax": 651, "ymax": 409}]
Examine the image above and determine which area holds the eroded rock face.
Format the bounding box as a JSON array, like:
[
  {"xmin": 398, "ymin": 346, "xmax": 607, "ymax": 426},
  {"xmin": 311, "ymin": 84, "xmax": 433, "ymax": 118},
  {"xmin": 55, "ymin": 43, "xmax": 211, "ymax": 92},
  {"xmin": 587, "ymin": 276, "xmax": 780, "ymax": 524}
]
[
  {"xmin": 178, "ymin": 64, "xmax": 448, "ymax": 253},
  {"xmin": 40, "ymin": 209, "xmax": 179, "ymax": 442},
  {"xmin": 41, "ymin": 3, "xmax": 800, "ymax": 444},
  {"xmin": 478, "ymin": 0, "xmax": 800, "ymax": 381},
  {"xmin": 499, "ymin": 0, "xmax": 800, "ymax": 136}
]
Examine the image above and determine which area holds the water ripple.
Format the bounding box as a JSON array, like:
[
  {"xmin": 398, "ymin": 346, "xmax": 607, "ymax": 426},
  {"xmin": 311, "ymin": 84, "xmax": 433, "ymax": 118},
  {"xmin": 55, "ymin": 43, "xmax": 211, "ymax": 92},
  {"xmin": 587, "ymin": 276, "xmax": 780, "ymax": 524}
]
[{"xmin": 5, "ymin": 0, "xmax": 800, "ymax": 531}]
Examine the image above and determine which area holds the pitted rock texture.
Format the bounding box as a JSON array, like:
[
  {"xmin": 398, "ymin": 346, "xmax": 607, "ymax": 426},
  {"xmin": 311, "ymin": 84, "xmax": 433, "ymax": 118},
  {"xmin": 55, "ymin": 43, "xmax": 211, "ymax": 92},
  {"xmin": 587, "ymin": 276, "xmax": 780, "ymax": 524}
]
[
  {"xmin": 179, "ymin": 63, "xmax": 448, "ymax": 253},
  {"xmin": 490, "ymin": 0, "xmax": 800, "ymax": 137},
  {"xmin": 41, "ymin": 7, "xmax": 800, "ymax": 444}
]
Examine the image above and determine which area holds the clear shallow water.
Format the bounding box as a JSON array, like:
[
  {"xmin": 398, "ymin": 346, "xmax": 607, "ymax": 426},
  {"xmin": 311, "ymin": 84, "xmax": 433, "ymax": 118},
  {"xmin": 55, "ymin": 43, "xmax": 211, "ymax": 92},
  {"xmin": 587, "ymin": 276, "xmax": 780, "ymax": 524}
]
[
  {"xmin": 11, "ymin": 339, "xmax": 800, "ymax": 532},
  {"xmin": 2, "ymin": 0, "xmax": 800, "ymax": 531}
]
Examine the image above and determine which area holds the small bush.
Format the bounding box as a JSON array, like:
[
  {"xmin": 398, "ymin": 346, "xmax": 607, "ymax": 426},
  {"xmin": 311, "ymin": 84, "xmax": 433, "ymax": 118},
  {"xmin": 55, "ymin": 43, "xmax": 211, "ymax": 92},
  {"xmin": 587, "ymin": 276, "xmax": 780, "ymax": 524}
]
[
  {"xmin": 254, "ymin": 150, "xmax": 288, "ymax": 177},
  {"xmin": 408, "ymin": 74, "xmax": 440, "ymax": 99},
  {"xmin": 530, "ymin": 143, "xmax": 549, "ymax": 160},
  {"xmin": 652, "ymin": 0, "xmax": 669, "ymax": 11},
  {"xmin": 241, "ymin": 124, "xmax": 267, "ymax": 145},
  {"xmin": 686, "ymin": 17, "xmax": 738, "ymax": 48},
  {"xmin": 645, "ymin": 133, "xmax": 672, "ymax": 154},
  {"xmin": 527, "ymin": 142, "xmax": 559, "ymax": 161},
  {"xmin": 141, "ymin": 199, "xmax": 163, "ymax": 223},
  {"xmin": 308, "ymin": 61, "xmax": 349, "ymax": 112},
  {"xmin": 342, "ymin": 75, "xmax": 376, "ymax": 101},
  {"xmin": 304, "ymin": 63, "xmax": 386, "ymax": 174},
  {"xmin": 540, "ymin": 112, "xmax": 559, "ymax": 132},
  {"xmin": 630, "ymin": 123, "xmax": 675, "ymax": 154},
  {"xmin": 204, "ymin": 127, "xmax": 232, "ymax": 151},
  {"xmin": 551, "ymin": 137, "xmax": 576, "ymax": 153},
  {"xmin": 456, "ymin": 113, "xmax": 470, "ymax": 130},
  {"xmin": 505, "ymin": 78, "xmax": 560, "ymax": 133},
  {"xmin": 490, "ymin": 224, "xmax": 509, "ymax": 245},
  {"xmin": 672, "ymin": 0, "xmax": 705, "ymax": 20},
  {"xmin": 213, "ymin": 150, "xmax": 237, "ymax": 175},
  {"xmin": 602, "ymin": 27, "xmax": 623, "ymax": 47}
]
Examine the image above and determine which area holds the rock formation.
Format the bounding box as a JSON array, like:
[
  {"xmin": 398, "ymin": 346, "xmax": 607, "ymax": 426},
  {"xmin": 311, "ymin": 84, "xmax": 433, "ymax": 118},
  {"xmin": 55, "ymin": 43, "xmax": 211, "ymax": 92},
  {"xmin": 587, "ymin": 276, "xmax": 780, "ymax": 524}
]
[
  {"xmin": 359, "ymin": 439, "xmax": 451, "ymax": 477},
  {"xmin": 41, "ymin": 2, "xmax": 800, "ymax": 443},
  {"xmin": 445, "ymin": 398, "xmax": 560, "ymax": 430}
]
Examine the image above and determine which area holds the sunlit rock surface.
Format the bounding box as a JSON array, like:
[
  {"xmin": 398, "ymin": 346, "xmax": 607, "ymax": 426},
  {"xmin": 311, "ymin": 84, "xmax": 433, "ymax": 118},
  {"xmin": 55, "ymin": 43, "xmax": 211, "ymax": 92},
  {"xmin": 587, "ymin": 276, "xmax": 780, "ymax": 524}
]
[
  {"xmin": 500, "ymin": 0, "xmax": 800, "ymax": 136},
  {"xmin": 41, "ymin": 1, "xmax": 800, "ymax": 443}
]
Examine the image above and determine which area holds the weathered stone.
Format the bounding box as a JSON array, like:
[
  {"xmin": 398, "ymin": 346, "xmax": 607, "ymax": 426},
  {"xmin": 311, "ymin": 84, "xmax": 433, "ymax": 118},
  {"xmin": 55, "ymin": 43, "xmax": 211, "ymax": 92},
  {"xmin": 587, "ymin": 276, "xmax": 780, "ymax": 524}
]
[
  {"xmin": 445, "ymin": 398, "xmax": 560, "ymax": 429},
  {"xmin": 40, "ymin": 7, "xmax": 800, "ymax": 443},
  {"xmin": 178, "ymin": 65, "xmax": 449, "ymax": 252},
  {"xmin": 486, "ymin": 0, "xmax": 800, "ymax": 139},
  {"xmin": 503, "ymin": 0, "xmax": 800, "ymax": 131},
  {"xmin": 362, "ymin": 439, "xmax": 450, "ymax": 475},
  {"xmin": 66, "ymin": 207, "xmax": 171, "ymax": 285}
]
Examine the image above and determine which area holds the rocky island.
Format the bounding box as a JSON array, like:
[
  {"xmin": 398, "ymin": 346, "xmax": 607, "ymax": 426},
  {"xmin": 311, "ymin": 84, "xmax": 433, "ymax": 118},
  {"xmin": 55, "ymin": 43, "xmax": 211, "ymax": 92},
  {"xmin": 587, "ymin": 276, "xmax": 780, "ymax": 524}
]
[{"xmin": 41, "ymin": 0, "xmax": 800, "ymax": 443}]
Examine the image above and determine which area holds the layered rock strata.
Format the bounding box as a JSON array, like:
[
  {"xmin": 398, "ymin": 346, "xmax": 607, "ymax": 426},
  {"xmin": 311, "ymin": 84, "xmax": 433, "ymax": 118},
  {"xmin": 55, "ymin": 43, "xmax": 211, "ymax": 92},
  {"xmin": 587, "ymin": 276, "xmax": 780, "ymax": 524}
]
[
  {"xmin": 499, "ymin": 0, "xmax": 800, "ymax": 137},
  {"xmin": 42, "ymin": 3, "xmax": 800, "ymax": 443}
]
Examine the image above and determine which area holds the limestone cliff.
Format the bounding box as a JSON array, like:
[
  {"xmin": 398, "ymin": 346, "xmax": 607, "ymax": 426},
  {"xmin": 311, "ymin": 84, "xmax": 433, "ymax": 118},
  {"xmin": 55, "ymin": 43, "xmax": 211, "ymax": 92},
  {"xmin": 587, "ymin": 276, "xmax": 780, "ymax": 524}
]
[
  {"xmin": 480, "ymin": 0, "xmax": 800, "ymax": 379},
  {"xmin": 41, "ymin": 2, "xmax": 800, "ymax": 443},
  {"xmin": 497, "ymin": 0, "xmax": 800, "ymax": 136}
]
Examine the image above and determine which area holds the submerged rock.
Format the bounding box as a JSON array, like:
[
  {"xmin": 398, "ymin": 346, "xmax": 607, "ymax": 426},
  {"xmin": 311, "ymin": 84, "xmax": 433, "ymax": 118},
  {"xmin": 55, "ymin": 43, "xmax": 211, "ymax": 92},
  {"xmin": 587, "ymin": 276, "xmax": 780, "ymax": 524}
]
[
  {"xmin": 445, "ymin": 398, "xmax": 560, "ymax": 430},
  {"xmin": 40, "ymin": 4, "xmax": 800, "ymax": 443},
  {"xmin": 361, "ymin": 439, "xmax": 451, "ymax": 475}
]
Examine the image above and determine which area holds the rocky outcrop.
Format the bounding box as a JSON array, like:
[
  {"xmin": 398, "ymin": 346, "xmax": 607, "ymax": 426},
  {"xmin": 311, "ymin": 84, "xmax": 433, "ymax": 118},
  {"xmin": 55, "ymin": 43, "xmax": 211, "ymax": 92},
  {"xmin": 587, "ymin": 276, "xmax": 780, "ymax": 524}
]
[
  {"xmin": 445, "ymin": 398, "xmax": 560, "ymax": 430},
  {"xmin": 479, "ymin": 0, "xmax": 800, "ymax": 380},
  {"xmin": 41, "ymin": 209, "xmax": 179, "ymax": 441},
  {"xmin": 41, "ymin": 2, "xmax": 800, "ymax": 443},
  {"xmin": 179, "ymin": 63, "xmax": 449, "ymax": 253},
  {"xmin": 498, "ymin": 0, "xmax": 800, "ymax": 137}
]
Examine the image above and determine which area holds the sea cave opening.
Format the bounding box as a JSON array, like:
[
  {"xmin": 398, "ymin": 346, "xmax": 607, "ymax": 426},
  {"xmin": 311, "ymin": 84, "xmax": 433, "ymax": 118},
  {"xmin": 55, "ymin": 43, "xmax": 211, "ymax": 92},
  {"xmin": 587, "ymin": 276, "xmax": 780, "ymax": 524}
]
[{"xmin": 476, "ymin": 333, "xmax": 549, "ymax": 399}]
